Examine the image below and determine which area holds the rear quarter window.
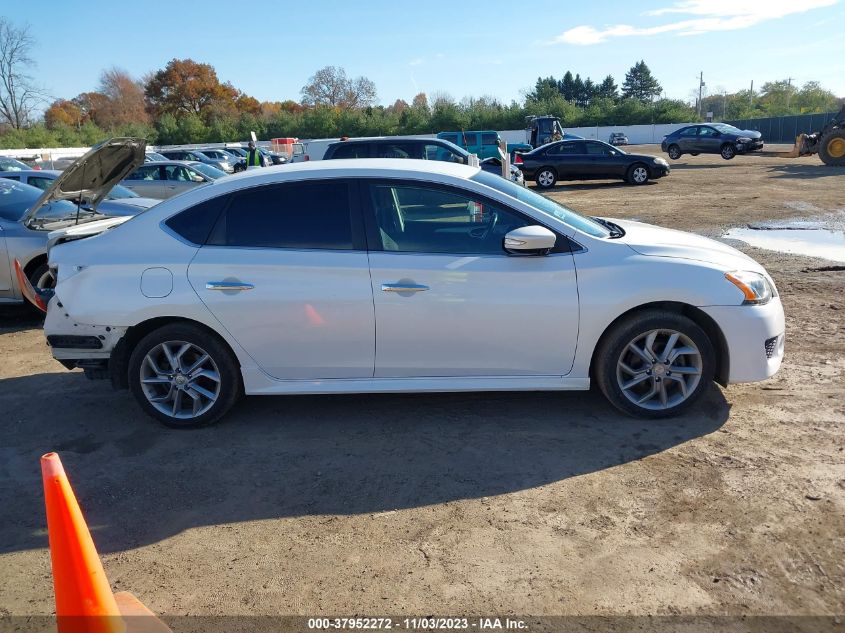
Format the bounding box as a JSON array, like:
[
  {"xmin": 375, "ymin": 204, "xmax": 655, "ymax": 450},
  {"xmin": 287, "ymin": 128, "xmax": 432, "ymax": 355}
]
[{"xmin": 164, "ymin": 194, "xmax": 230, "ymax": 245}]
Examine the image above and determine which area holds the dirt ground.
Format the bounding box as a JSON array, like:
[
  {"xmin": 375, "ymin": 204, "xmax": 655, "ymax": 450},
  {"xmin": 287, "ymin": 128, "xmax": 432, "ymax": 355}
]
[{"xmin": 0, "ymin": 146, "xmax": 843, "ymax": 621}]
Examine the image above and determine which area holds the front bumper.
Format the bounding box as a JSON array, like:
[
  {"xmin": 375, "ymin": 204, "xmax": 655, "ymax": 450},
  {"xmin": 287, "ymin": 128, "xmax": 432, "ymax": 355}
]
[
  {"xmin": 651, "ymin": 163, "xmax": 671, "ymax": 178},
  {"xmin": 736, "ymin": 139, "xmax": 764, "ymax": 153},
  {"xmin": 701, "ymin": 297, "xmax": 785, "ymax": 383}
]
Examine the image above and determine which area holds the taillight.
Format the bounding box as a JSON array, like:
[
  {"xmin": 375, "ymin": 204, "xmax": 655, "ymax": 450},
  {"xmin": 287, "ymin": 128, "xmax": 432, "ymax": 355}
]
[
  {"xmin": 13, "ymin": 259, "xmax": 49, "ymax": 313},
  {"xmin": 303, "ymin": 155, "xmax": 310, "ymax": 161},
  {"xmin": 514, "ymin": 154, "xmax": 523, "ymax": 165}
]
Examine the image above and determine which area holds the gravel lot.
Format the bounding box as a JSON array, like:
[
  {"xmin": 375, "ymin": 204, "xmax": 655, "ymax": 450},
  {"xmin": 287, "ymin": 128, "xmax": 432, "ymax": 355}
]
[{"xmin": 1, "ymin": 146, "xmax": 843, "ymax": 620}]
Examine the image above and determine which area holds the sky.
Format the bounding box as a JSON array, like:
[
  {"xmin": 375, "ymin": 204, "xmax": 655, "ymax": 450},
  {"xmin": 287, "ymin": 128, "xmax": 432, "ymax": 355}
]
[{"xmin": 14, "ymin": 0, "xmax": 845, "ymax": 109}]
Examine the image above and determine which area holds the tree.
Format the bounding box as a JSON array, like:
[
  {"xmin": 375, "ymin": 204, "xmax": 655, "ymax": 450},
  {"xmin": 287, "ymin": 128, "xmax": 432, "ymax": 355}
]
[
  {"xmin": 0, "ymin": 19, "xmax": 44, "ymax": 128},
  {"xmin": 559, "ymin": 71, "xmax": 575, "ymax": 102},
  {"xmin": 145, "ymin": 59, "xmax": 239, "ymax": 121},
  {"xmin": 411, "ymin": 92, "xmax": 428, "ymax": 111},
  {"xmin": 300, "ymin": 66, "xmax": 378, "ymax": 110},
  {"xmin": 622, "ymin": 61, "xmax": 662, "ymax": 103},
  {"xmin": 596, "ymin": 75, "xmax": 619, "ymax": 101},
  {"xmin": 44, "ymin": 99, "xmax": 84, "ymax": 129},
  {"xmin": 528, "ymin": 76, "xmax": 559, "ymax": 102},
  {"xmin": 793, "ymin": 81, "xmax": 837, "ymax": 114},
  {"xmin": 96, "ymin": 67, "xmax": 148, "ymax": 128}
]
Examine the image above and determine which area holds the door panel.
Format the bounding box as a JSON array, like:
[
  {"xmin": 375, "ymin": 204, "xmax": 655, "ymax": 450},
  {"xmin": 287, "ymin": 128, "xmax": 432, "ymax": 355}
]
[
  {"xmin": 678, "ymin": 127, "xmax": 699, "ymax": 152},
  {"xmin": 188, "ymin": 248, "xmax": 374, "ymax": 379},
  {"xmin": 0, "ymin": 230, "xmax": 12, "ymax": 295},
  {"xmin": 370, "ymin": 252, "xmax": 578, "ymax": 377},
  {"xmin": 546, "ymin": 141, "xmax": 586, "ymax": 178}
]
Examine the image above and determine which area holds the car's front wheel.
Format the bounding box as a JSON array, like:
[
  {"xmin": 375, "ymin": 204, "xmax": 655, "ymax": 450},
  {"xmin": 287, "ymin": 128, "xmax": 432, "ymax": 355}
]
[
  {"xmin": 594, "ymin": 310, "xmax": 715, "ymax": 418},
  {"xmin": 720, "ymin": 143, "xmax": 736, "ymax": 160},
  {"xmin": 128, "ymin": 323, "xmax": 241, "ymax": 428},
  {"xmin": 535, "ymin": 168, "xmax": 557, "ymax": 189},
  {"xmin": 667, "ymin": 144, "xmax": 682, "ymax": 160},
  {"xmin": 626, "ymin": 163, "xmax": 650, "ymax": 185}
]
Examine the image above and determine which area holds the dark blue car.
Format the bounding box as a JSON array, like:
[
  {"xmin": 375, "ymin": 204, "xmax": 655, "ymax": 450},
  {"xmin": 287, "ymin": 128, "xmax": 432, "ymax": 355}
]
[{"xmin": 661, "ymin": 123, "xmax": 763, "ymax": 160}]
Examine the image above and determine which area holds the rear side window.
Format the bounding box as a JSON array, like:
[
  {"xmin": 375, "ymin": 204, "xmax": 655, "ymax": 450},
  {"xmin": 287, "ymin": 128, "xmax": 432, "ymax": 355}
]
[
  {"xmin": 209, "ymin": 181, "xmax": 354, "ymax": 250},
  {"xmin": 329, "ymin": 143, "xmax": 370, "ymax": 159},
  {"xmin": 546, "ymin": 142, "xmax": 583, "ymax": 155},
  {"xmin": 462, "ymin": 132, "xmax": 478, "ymax": 146},
  {"xmin": 375, "ymin": 142, "xmax": 422, "ymax": 159},
  {"xmin": 481, "ymin": 132, "xmax": 498, "ymax": 145},
  {"xmin": 440, "ymin": 133, "xmax": 459, "ymax": 145},
  {"xmin": 164, "ymin": 194, "xmax": 230, "ymax": 245}
]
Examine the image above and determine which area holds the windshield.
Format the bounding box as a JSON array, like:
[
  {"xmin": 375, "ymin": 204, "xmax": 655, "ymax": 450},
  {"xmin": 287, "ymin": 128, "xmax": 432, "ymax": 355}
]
[
  {"xmin": 0, "ymin": 179, "xmax": 98, "ymax": 228},
  {"xmin": 470, "ymin": 170, "xmax": 610, "ymax": 238},
  {"xmin": 190, "ymin": 162, "xmax": 228, "ymax": 180},
  {"xmin": 145, "ymin": 152, "xmax": 168, "ymax": 162},
  {"xmin": 107, "ymin": 184, "xmax": 140, "ymax": 199},
  {"xmin": 0, "ymin": 157, "xmax": 30, "ymax": 172},
  {"xmin": 711, "ymin": 123, "xmax": 743, "ymax": 134}
]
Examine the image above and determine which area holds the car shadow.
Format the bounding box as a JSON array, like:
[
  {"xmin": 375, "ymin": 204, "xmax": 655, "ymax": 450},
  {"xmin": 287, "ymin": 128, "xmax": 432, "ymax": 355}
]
[
  {"xmin": 0, "ymin": 304, "xmax": 43, "ymax": 334},
  {"xmin": 0, "ymin": 371, "xmax": 729, "ymax": 554},
  {"xmin": 531, "ymin": 181, "xmax": 658, "ymax": 192},
  {"xmin": 668, "ymin": 163, "xmax": 730, "ymax": 170},
  {"xmin": 765, "ymin": 164, "xmax": 845, "ymax": 179}
]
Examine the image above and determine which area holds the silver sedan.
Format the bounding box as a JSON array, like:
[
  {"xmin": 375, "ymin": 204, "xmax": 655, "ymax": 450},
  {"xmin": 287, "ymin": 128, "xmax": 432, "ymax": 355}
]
[{"xmin": 121, "ymin": 161, "xmax": 228, "ymax": 199}]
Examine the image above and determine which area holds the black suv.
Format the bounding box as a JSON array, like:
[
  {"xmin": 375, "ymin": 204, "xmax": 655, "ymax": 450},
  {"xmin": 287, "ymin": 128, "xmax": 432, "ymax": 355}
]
[
  {"xmin": 661, "ymin": 123, "xmax": 763, "ymax": 160},
  {"xmin": 323, "ymin": 136, "xmax": 524, "ymax": 183}
]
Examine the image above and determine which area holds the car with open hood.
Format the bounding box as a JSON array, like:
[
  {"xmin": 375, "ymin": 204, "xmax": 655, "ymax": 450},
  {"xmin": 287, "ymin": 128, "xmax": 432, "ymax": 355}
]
[
  {"xmin": 25, "ymin": 157, "xmax": 784, "ymax": 428},
  {"xmin": 0, "ymin": 138, "xmax": 151, "ymax": 303}
]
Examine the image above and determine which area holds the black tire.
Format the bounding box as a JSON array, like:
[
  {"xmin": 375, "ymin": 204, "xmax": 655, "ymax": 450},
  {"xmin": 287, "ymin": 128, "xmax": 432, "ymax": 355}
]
[
  {"xmin": 817, "ymin": 128, "xmax": 845, "ymax": 166},
  {"xmin": 28, "ymin": 262, "xmax": 54, "ymax": 291},
  {"xmin": 626, "ymin": 163, "xmax": 650, "ymax": 185},
  {"xmin": 667, "ymin": 144, "xmax": 682, "ymax": 160},
  {"xmin": 720, "ymin": 143, "xmax": 736, "ymax": 160},
  {"xmin": 128, "ymin": 323, "xmax": 241, "ymax": 428},
  {"xmin": 535, "ymin": 167, "xmax": 557, "ymax": 189},
  {"xmin": 593, "ymin": 310, "xmax": 716, "ymax": 419}
]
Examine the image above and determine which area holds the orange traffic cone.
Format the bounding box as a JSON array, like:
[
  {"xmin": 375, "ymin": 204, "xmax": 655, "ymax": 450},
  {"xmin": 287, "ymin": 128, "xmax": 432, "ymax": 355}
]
[{"xmin": 41, "ymin": 452, "xmax": 125, "ymax": 633}]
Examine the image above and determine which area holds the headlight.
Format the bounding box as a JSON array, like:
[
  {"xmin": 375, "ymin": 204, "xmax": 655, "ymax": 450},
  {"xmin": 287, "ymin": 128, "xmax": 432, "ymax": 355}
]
[
  {"xmin": 725, "ymin": 271, "xmax": 774, "ymax": 305},
  {"xmin": 653, "ymin": 157, "xmax": 668, "ymax": 165},
  {"xmin": 736, "ymin": 137, "xmax": 751, "ymax": 144}
]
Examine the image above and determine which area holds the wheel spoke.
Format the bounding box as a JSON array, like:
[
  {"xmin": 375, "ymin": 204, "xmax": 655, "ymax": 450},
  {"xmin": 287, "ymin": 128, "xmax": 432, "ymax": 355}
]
[
  {"xmin": 636, "ymin": 380, "xmax": 659, "ymax": 405},
  {"xmin": 171, "ymin": 389, "xmax": 183, "ymax": 416},
  {"xmin": 162, "ymin": 344, "xmax": 179, "ymax": 372},
  {"xmin": 174, "ymin": 343, "xmax": 192, "ymax": 372},
  {"xmin": 643, "ymin": 331, "xmax": 658, "ymax": 360},
  {"xmin": 618, "ymin": 361, "xmax": 641, "ymax": 376},
  {"xmin": 184, "ymin": 388, "xmax": 202, "ymax": 416},
  {"xmin": 621, "ymin": 373, "xmax": 650, "ymax": 390},
  {"xmin": 668, "ymin": 345, "xmax": 698, "ymax": 364},
  {"xmin": 142, "ymin": 376, "xmax": 171, "ymax": 385},
  {"xmin": 144, "ymin": 355, "xmax": 165, "ymax": 376},
  {"xmin": 658, "ymin": 381, "xmax": 669, "ymax": 407},
  {"xmin": 627, "ymin": 343, "xmax": 652, "ymax": 365},
  {"xmin": 665, "ymin": 374, "xmax": 688, "ymax": 397},
  {"xmin": 188, "ymin": 383, "xmax": 217, "ymax": 401},
  {"xmin": 191, "ymin": 368, "xmax": 220, "ymax": 383},
  {"xmin": 668, "ymin": 364, "xmax": 700, "ymax": 375},
  {"xmin": 661, "ymin": 332, "xmax": 680, "ymax": 362},
  {"xmin": 184, "ymin": 353, "xmax": 210, "ymax": 375}
]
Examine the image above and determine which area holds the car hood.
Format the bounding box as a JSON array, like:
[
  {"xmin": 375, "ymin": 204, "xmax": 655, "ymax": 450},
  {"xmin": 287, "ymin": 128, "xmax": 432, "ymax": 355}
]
[
  {"xmin": 24, "ymin": 137, "xmax": 146, "ymax": 223},
  {"xmin": 46, "ymin": 215, "xmax": 133, "ymax": 251},
  {"xmin": 607, "ymin": 218, "xmax": 762, "ymax": 270},
  {"xmin": 737, "ymin": 129, "xmax": 762, "ymax": 139},
  {"xmin": 98, "ymin": 197, "xmax": 160, "ymax": 216}
]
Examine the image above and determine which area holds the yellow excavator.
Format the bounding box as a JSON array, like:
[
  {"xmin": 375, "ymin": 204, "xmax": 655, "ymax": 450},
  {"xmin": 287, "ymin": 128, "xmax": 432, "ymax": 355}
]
[{"xmin": 763, "ymin": 105, "xmax": 845, "ymax": 165}]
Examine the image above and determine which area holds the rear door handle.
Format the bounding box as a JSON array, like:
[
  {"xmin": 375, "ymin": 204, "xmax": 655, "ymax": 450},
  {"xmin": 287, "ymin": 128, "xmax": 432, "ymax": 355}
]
[
  {"xmin": 206, "ymin": 281, "xmax": 254, "ymax": 291},
  {"xmin": 381, "ymin": 283, "xmax": 429, "ymax": 293}
]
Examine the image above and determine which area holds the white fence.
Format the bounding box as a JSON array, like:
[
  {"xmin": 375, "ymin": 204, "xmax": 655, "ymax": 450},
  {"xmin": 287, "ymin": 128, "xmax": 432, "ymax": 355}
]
[{"xmin": 0, "ymin": 121, "xmax": 697, "ymax": 165}]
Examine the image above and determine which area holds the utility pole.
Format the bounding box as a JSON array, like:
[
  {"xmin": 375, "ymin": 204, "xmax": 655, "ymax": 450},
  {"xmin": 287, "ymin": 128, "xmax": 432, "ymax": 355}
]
[
  {"xmin": 723, "ymin": 91, "xmax": 728, "ymax": 120},
  {"xmin": 786, "ymin": 77, "xmax": 794, "ymax": 110},
  {"xmin": 697, "ymin": 71, "xmax": 705, "ymax": 118},
  {"xmin": 750, "ymin": 80, "xmax": 754, "ymax": 107}
]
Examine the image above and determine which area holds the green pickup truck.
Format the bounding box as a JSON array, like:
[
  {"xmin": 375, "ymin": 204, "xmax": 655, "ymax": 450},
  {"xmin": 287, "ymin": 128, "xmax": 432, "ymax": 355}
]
[{"xmin": 436, "ymin": 131, "xmax": 531, "ymax": 160}]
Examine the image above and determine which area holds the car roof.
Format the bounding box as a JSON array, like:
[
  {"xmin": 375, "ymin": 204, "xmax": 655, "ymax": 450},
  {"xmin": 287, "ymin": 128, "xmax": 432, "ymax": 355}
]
[
  {"xmin": 0, "ymin": 169, "xmax": 61, "ymax": 178},
  {"xmin": 135, "ymin": 160, "xmax": 204, "ymax": 167},
  {"xmin": 217, "ymin": 158, "xmax": 478, "ymax": 183}
]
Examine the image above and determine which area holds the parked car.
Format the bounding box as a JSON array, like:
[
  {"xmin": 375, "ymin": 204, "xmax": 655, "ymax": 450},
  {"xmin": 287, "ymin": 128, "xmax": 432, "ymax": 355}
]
[
  {"xmin": 145, "ymin": 152, "xmax": 169, "ymax": 163},
  {"xmin": 436, "ymin": 130, "xmax": 505, "ymax": 160},
  {"xmin": 0, "ymin": 156, "xmax": 34, "ymax": 172},
  {"xmin": 517, "ymin": 140, "xmax": 670, "ymax": 188},
  {"xmin": 1, "ymin": 141, "xmax": 157, "ymax": 302},
  {"xmin": 479, "ymin": 156, "xmax": 524, "ymax": 185},
  {"xmin": 609, "ymin": 132, "xmax": 629, "ymax": 146},
  {"xmin": 121, "ymin": 161, "xmax": 227, "ymax": 199},
  {"xmin": 157, "ymin": 149, "xmax": 235, "ymax": 173},
  {"xmin": 259, "ymin": 147, "xmax": 286, "ymax": 165},
  {"xmin": 661, "ymin": 124, "xmax": 764, "ymax": 160},
  {"xmin": 30, "ymin": 143, "xmax": 784, "ymax": 428},
  {"xmin": 0, "ymin": 170, "xmax": 161, "ymax": 213},
  {"xmin": 198, "ymin": 148, "xmax": 246, "ymax": 173}
]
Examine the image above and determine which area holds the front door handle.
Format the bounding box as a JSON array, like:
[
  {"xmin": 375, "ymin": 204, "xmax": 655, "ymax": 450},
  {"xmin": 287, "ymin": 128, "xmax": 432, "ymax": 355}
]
[
  {"xmin": 381, "ymin": 283, "xmax": 429, "ymax": 293},
  {"xmin": 206, "ymin": 281, "xmax": 254, "ymax": 291}
]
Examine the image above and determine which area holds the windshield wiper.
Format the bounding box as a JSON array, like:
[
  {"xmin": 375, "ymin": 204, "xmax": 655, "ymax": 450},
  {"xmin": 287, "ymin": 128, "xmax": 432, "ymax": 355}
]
[{"xmin": 591, "ymin": 217, "xmax": 625, "ymax": 238}]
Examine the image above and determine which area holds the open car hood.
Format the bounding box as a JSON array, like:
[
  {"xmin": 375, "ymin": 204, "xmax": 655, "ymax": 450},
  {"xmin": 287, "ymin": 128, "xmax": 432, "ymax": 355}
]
[{"xmin": 23, "ymin": 137, "xmax": 146, "ymax": 223}]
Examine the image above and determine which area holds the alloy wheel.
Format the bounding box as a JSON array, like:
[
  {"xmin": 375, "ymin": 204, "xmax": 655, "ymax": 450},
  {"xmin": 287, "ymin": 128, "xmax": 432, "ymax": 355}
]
[
  {"xmin": 537, "ymin": 170, "xmax": 555, "ymax": 187},
  {"xmin": 140, "ymin": 341, "xmax": 221, "ymax": 419},
  {"xmin": 616, "ymin": 329, "xmax": 702, "ymax": 411},
  {"xmin": 632, "ymin": 166, "xmax": 648, "ymax": 184}
]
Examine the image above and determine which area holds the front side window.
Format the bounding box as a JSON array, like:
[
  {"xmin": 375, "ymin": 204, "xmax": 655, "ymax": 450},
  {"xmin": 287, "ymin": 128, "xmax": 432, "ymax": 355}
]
[
  {"xmin": 165, "ymin": 165, "xmax": 203, "ymax": 182},
  {"xmin": 367, "ymin": 183, "xmax": 529, "ymax": 255},
  {"xmin": 208, "ymin": 181, "xmax": 353, "ymax": 250},
  {"xmin": 424, "ymin": 144, "xmax": 466, "ymax": 163},
  {"xmin": 28, "ymin": 176, "xmax": 54, "ymax": 191},
  {"xmin": 698, "ymin": 126, "xmax": 718, "ymax": 137}
]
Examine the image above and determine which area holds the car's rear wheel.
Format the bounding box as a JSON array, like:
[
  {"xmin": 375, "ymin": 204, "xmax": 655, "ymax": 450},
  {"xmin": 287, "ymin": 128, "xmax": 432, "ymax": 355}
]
[
  {"xmin": 626, "ymin": 163, "xmax": 650, "ymax": 185},
  {"xmin": 28, "ymin": 262, "xmax": 55, "ymax": 291},
  {"xmin": 535, "ymin": 168, "xmax": 557, "ymax": 189},
  {"xmin": 720, "ymin": 143, "xmax": 736, "ymax": 160},
  {"xmin": 128, "ymin": 323, "xmax": 241, "ymax": 428},
  {"xmin": 594, "ymin": 310, "xmax": 715, "ymax": 418},
  {"xmin": 667, "ymin": 145, "xmax": 682, "ymax": 160}
]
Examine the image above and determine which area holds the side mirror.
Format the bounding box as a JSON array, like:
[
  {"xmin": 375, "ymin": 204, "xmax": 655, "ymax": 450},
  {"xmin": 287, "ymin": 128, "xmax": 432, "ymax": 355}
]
[{"xmin": 504, "ymin": 225, "xmax": 556, "ymax": 255}]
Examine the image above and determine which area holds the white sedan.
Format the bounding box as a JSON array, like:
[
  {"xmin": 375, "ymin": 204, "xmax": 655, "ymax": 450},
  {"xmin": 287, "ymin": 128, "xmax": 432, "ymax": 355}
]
[{"xmin": 32, "ymin": 140, "xmax": 784, "ymax": 427}]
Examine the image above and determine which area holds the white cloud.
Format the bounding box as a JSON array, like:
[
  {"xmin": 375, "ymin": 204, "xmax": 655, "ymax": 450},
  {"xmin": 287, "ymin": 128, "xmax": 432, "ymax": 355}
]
[
  {"xmin": 551, "ymin": 0, "xmax": 838, "ymax": 45},
  {"xmin": 409, "ymin": 58, "xmax": 424, "ymax": 67}
]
